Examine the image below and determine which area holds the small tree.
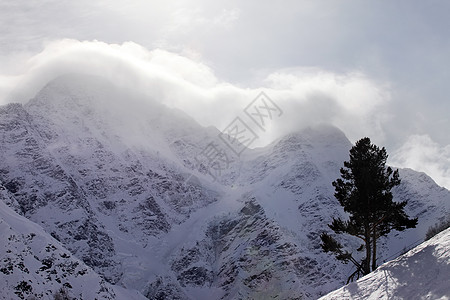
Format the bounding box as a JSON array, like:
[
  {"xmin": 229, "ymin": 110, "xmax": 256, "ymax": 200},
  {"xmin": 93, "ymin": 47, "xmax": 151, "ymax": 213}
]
[{"xmin": 321, "ymin": 137, "xmax": 417, "ymax": 281}]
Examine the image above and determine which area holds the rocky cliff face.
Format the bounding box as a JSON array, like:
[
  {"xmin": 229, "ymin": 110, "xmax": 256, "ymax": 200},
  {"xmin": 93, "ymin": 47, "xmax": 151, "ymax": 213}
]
[
  {"xmin": 1, "ymin": 74, "xmax": 449, "ymax": 299},
  {"xmin": 0, "ymin": 188, "xmax": 146, "ymax": 299}
]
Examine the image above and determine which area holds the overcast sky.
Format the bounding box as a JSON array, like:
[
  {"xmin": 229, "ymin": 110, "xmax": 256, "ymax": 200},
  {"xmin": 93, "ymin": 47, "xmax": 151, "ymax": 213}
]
[{"xmin": 0, "ymin": 0, "xmax": 449, "ymax": 188}]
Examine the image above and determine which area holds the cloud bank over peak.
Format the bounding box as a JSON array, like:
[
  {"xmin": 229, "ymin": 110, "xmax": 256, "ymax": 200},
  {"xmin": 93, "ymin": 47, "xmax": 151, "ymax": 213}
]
[
  {"xmin": 1, "ymin": 39, "xmax": 390, "ymax": 143},
  {"xmin": 391, "ymin": 135, "xmax": 450, "ymax": 189},
  {"xmin": 0, "ymin": 39, "xmax": 449, "ymax": 189}
]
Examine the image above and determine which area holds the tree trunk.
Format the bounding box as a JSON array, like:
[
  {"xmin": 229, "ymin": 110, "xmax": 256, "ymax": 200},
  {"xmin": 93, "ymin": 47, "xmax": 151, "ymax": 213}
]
[
  {"xmin": 372, "ymin": 227, "xmax": 377, "ymax": 271},
  {"xmin": 364, "ymin": 227, "xmax": 371, "ymax": 275}
]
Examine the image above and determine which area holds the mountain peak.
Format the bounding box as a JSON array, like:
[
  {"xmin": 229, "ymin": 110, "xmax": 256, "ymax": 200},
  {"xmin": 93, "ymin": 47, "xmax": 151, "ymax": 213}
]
[{"xmin": 272, "ymin": 124, "xmax": 351, "ymax": 153}]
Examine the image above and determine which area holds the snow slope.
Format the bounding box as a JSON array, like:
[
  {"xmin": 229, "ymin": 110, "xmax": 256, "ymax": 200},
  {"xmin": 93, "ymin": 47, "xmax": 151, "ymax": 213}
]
[
  {"xmin": 0, "ymin": 186, "xmax": 146, "ymax": 299},
  {"xmin": 0, "ymin": 73, "xmax": 449, "ymax": 299},
  {"xmin": 319, "ymin": 227, "xmax": 450, "ymax": 300}
]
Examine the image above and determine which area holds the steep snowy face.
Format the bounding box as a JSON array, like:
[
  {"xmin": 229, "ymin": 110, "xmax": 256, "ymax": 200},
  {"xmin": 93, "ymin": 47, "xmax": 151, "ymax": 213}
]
[
  {"xmin": 0, "ymin": 74, "xmax": 449, "ymax": 300},
  {"xmin": 143, "ymin": 122, "xmax": 450, "ymax": 299},
  {"xmin": 0, "ymin": 188, "xmax": 147, "ymax": 300},
  {"xmin": 0, "ymin": 74, "xmax": 223, "ymax": 285},
  {"xmin": 319, "ymin": 227, "xmax": 450, "ymax": 300},
  {"xmin": 165, "ymin": 198, "xmax": 339, "ymax": 300},
  {"xmin": 24, "ymin": 74, "xmax": 210, "ymax": 159}
]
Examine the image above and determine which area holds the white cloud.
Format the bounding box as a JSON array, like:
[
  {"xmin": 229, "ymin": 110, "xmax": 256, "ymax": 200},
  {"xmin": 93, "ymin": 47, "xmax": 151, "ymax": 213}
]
[
  {"xmin": 0, "ymin": 39, "xmax": 391, "ymax": 145},
  {"xmin": 0, "ymin": 38, "xmax": 448, "ymax": 188},
  {"xmin": 1, "ymin": 40, "xmax": 214, "ymax": 102},
  {"xmin": 213, "ymin": 8, "xmax": 240, "ymax": 29},
  {"xmin": 390, "ymin": 135, "xmax": 450, "ymax": 189},
  {"xmin": 0, "ymin": 39, "xmax": 249, "ymax": 128},
  {"xmin": 1, "ymin": 1, "xmax": 449, "ymax": 189}
]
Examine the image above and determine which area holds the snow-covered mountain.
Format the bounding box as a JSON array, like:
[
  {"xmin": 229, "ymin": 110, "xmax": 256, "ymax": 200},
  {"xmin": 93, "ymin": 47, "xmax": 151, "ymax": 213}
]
[
  {"xmin": 319, "ymin": 227, "xmax": 450, "ymax": 300},
  {"xmin": 0, "ymin": 187, "xmax": 146, "ymax": 299},
  {"xmin": 0, "ymin": 74, "xmax": 449, "ymax": 299}
]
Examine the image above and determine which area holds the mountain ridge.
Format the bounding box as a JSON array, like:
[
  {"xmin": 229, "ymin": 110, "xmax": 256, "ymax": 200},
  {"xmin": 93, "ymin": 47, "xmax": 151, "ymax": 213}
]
[{"xmin": 0, "ymin": 73, "xmax": 449, "ymax": 299}]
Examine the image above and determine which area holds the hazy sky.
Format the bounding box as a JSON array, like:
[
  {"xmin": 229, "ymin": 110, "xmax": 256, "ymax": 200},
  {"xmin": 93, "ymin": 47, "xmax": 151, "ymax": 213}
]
[{"xmin": 0, "ymin": 0, "xmax": 449, "ymax": 188}]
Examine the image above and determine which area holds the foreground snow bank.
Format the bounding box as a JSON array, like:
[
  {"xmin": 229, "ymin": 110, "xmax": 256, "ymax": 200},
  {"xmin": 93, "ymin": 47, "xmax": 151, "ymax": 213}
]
[{"xmin": 320, "ymin": 227, "xmax": 450, "ymax": 300}]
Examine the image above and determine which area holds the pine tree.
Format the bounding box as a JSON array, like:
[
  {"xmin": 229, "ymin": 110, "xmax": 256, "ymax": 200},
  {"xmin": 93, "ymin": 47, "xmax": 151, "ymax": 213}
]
[{"xmin": 321, "ymin": 137, "xmax": 418, "ymax": 281}]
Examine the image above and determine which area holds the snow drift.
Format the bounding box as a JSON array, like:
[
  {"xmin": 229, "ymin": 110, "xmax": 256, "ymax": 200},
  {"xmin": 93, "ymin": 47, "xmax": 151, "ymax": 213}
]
[{"xmin": 320, "ymin": 227, "xmax": 450, "ymax": 300}]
